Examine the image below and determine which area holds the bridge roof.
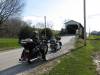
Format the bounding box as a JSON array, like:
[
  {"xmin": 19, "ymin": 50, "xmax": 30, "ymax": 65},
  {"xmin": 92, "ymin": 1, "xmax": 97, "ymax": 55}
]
[
  {"xmin": 64, "ymin": 20, "xmax": 80, "ymax": 25},
  {"xmin": 64, "ymin": 20, "xmax": 84, "ymax": 28}
]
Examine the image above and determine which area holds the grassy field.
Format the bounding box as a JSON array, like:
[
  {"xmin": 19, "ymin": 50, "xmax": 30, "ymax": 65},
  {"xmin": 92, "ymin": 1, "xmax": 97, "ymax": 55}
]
[
  {"xmin": 43, "ymin": 35, "xmax": 100, "ymax": 75},
  {"xmin": 0, "ymin": 38, "xmax": 20, "ymax": 51}
]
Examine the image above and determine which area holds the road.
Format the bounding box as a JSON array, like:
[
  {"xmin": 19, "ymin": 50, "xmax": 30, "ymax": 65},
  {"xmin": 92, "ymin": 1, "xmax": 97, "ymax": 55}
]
[{"xmin": 0, "ymin": 36, "xmax": 75, "ymax": 75}]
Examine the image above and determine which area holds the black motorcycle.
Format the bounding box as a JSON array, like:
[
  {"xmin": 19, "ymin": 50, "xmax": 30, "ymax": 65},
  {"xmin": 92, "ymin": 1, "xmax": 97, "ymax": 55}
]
[{"xmin": 19, "ymin": 38, "xmax": 48, "ymax": 63}]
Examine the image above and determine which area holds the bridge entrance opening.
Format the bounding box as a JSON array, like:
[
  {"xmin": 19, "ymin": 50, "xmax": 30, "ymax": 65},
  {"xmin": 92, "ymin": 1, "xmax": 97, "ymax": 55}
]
[{"xmin": 67, "ymin": 24, "xmax": 78, "ymax": 34}]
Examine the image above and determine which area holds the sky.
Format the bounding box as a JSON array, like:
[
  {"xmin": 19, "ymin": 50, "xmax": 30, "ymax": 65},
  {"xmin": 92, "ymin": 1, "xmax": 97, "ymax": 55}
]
[{"xmin": 22, "ymin": 0, "xmax": 100, "ymax": 32}]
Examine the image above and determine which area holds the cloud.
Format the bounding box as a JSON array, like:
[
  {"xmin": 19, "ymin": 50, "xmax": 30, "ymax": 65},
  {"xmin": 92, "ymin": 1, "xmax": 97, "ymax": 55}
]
[
  {"xmin": 23, "ymin": 16, "xmax": 44, "ymax": 25},
  {"xmin": 23, "ymin": 16, "xmax": 37, "ymax": 21}
]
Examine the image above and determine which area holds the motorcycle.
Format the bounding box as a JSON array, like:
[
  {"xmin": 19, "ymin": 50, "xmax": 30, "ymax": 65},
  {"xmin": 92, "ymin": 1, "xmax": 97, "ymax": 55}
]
[
  {"xmin": 50, "ymin": 39, "xmax": 62, "ymax": 52},
  {"xmin": 19, "ymin": 38, "xmax": 48, "ymax": 63}
]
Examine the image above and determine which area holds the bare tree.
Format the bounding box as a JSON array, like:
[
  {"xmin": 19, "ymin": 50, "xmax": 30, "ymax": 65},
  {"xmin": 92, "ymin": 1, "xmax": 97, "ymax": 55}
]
[
  {"xmin": 0, "ymin": 17, "xmax": 25, "ymax": 37},
  {"xmin": 36, "ymin": 22, "xmax": 45, "ymax": 29},
  {"xmin": 0, "ymin": 0, "xmax": 24, "ymax": 26}
]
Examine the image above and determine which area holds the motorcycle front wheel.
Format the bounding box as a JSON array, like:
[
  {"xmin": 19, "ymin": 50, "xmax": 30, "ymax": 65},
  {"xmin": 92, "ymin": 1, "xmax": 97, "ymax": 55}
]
[{"xmin": 43, "ymin": 45, "xmax": 48, "ymax": 54}]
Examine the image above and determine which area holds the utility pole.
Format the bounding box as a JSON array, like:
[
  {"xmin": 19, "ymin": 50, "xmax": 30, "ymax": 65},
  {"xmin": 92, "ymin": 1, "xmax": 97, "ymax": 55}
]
[
  {"xmin": 44, "ymin": 16, "xmax": 46, "ymax": 38},
  {"xmin": 89, "ymin": 28, "xmax": 90, "ymax": 36},
  {"xmin": 83, "ymin": 0, "xmax": 87, "ymax": 46}
]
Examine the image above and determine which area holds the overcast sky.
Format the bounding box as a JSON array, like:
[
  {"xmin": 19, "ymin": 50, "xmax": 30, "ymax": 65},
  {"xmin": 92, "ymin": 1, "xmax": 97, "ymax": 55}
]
[{"xmin": 22, "ymin": 0, "xmax": 100, "ymax": 32}]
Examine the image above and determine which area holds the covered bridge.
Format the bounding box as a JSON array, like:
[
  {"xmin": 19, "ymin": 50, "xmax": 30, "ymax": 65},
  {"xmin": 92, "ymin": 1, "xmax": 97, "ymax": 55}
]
[{"xmin": 64, "ymin": 20, "xmax": 84, "ymax": 38}]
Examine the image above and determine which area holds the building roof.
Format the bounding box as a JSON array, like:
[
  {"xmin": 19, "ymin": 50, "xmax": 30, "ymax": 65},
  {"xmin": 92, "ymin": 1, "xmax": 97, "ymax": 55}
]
[
  {"xmin": 64, "ymin": 20, "xmax": 80, "ymax": 25},
  {"xmin": 64, "ymin": 20, "xmax": 84, "ymax": 28}
]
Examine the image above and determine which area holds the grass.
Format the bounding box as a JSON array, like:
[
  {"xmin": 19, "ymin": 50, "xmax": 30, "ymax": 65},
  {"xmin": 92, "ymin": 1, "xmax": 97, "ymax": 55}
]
[
  {"xmin": 43, "ymin": 35, "xmax": 100, "ymax": 75},
  {"xmin": 0, "ymin": 38, "xmax": 20, "ymax": 51}
]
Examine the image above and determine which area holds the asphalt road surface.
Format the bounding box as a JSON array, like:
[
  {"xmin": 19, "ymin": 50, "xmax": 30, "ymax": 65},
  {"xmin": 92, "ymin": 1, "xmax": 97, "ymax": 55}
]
[{"xmin": 0, "ymin": 35, "xmax": 75, "ymax": 75}]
